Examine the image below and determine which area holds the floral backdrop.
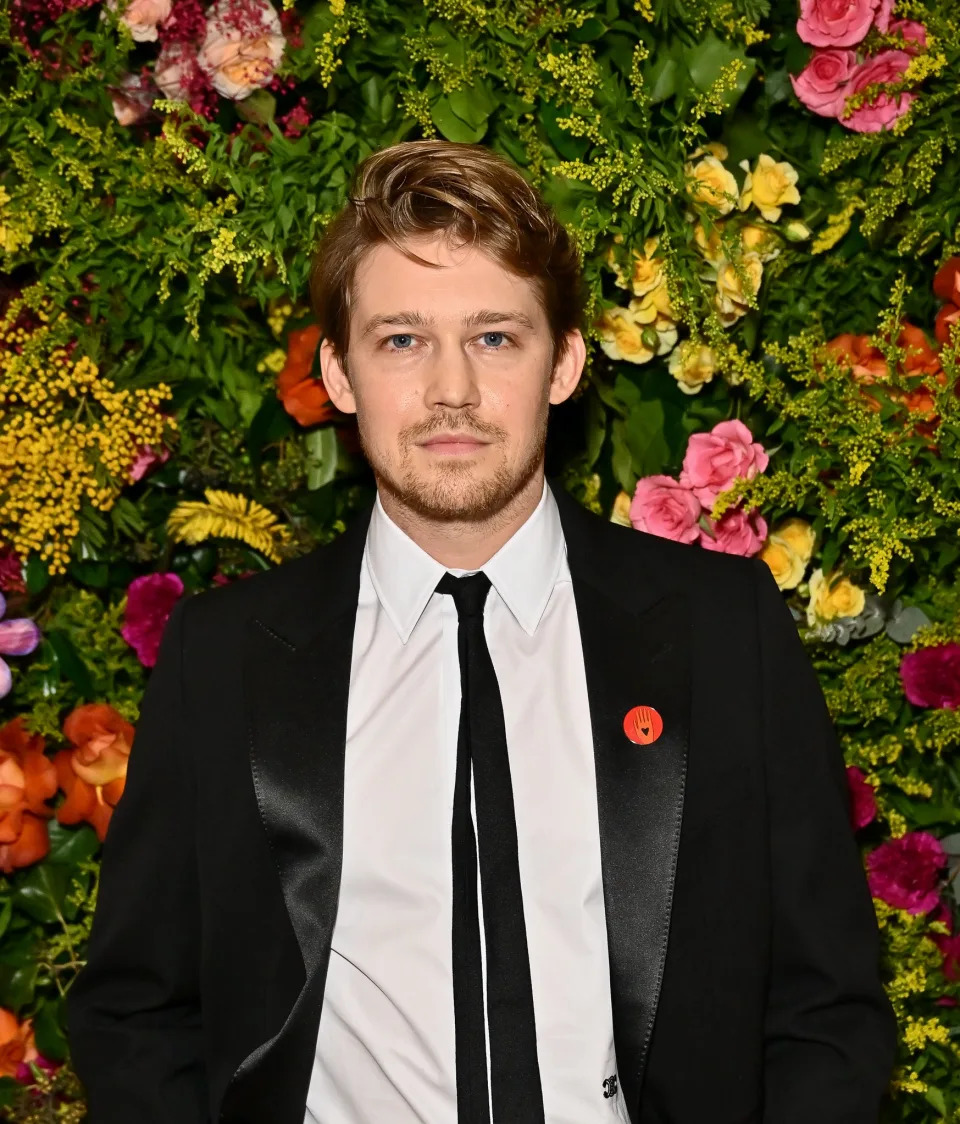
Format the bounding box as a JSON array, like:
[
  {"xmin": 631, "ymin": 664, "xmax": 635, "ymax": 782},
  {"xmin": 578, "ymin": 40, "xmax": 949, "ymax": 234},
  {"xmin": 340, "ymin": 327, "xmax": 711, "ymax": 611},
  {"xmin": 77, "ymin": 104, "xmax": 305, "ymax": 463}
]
[{"xmin": 1, "ymin": 0, "xmax": 959, "ymax": 1117}]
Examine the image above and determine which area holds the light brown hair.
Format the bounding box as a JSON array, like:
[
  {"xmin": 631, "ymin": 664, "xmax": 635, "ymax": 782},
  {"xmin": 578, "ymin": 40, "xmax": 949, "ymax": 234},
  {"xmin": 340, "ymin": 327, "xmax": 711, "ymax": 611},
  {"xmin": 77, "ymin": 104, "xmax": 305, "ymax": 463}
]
[{"xmin": 307, "ymin": 139, "xmax": 584, "ymax": 374}]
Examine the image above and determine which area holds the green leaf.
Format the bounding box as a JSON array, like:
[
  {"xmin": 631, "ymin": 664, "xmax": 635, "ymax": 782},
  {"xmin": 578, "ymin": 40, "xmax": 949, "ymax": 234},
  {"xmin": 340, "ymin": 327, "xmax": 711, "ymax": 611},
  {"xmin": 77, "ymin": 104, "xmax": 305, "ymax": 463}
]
[
  {"xmin": 610, "ymin": 418, "xmax": 638, "ymax": 494},
  {"xmin": 623, "ymin": 399, "xmax": 669, "ymax": 478},
  {"xmin": 540, "ymin": 102, "xmax": 590, "ymax": 161},
  {"xmin": 45, "ymin": 629, "xmax": 95, "ymax": 700},
  {"xmin": 304, "ymin": 426, "xmax": 339, "ymax": 490},
  {"xmin": 684, "ymin": 33, "xmax": 756, "ymax": 110},
  {"xmin": 24, "ymin": 556, "xmax": 51, "ymax": 597},
  {"xmin": 12, "ymin": 865, "xmax": 70, "ymax": 925},
  {"xmin": 46, "ymin": 821, "xmax": 100, "ymax": 867},
  {"xmin": 0, "ymin": 900, "xmax": 12, "ymax": 943},
  {"xmin": 0, "ymin": 960, "xmax": 38, "ymax": 1011},
  {"xmin": 32, "ymin": 999, "xmax": 68, "ymax": 1062},
  {"xmin": 430, "ymin": 97, "xmax": 487, "ymax": 143}
]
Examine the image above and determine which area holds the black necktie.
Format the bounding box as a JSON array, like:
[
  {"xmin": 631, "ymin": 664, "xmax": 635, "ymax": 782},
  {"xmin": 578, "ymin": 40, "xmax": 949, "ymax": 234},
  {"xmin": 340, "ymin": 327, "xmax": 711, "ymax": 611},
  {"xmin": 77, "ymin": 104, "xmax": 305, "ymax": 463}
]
[{"xmin": 435, "ymin": 570, "xmax": 545, "ymax": 1124}]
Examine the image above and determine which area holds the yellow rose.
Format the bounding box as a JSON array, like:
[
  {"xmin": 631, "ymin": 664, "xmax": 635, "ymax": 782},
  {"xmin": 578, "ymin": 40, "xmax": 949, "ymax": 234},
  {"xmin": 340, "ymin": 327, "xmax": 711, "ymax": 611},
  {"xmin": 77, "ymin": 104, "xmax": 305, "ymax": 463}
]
[
  {"xmin": 740, "ymin": 222, "xmax": 780, "ymax": 263},
  {"xmin": 610, "ymin": 490, "xmax": 633, "ymax": 526},
  {"xmin": 759, "ymin": 539, "xmax": 807, "ymax": 591},
  {"xmin": 630, "ymin": 237, "xmax": 665, "ymax": 297},
  {"xmin": 806, "ymin": 567, "xmax": 866, "ymax": 626},
  {"xmin": 597, "ymin": 306, "xmax": 656, "ymax": 364},
  {"xmin": 686, "ymin": 156, "xmax": 739, "ymax": 215},
  {"xmin": 770, "ymin": 517, "xmax": 816, "ymax": 565},
  {"xmin": 693, "ymin": 221, "xmax": 725, "ymax": 266},
  {"xmin": 689, "ymin": 142, "xmax": 729, "ymax": 161},
  {"xmin": 739, "ymin": 154, "xmax": 801, "ymax": 223},
  {"xmin": 713, "ymin": 252, "xmax": 764, "ymax": 325},
  {"xmin": 668, "ymin": 341, "xmax": 717, "ymax": 395}
]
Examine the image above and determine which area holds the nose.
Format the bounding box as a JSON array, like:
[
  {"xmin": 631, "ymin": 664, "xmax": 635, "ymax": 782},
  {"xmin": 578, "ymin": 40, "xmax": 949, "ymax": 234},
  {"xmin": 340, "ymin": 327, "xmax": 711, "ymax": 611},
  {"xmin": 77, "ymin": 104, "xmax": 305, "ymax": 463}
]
[{"xmin": 423, "ymin": 336, "xmax": 481, "ymax": 412}]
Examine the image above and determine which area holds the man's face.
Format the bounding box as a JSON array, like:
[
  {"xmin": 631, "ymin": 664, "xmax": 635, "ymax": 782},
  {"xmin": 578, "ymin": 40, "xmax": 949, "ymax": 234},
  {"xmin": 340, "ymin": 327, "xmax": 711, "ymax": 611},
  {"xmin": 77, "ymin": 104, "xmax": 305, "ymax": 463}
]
[{"xmin": 319, "ymin": 232, "xmax": 584, "ymax": 523}]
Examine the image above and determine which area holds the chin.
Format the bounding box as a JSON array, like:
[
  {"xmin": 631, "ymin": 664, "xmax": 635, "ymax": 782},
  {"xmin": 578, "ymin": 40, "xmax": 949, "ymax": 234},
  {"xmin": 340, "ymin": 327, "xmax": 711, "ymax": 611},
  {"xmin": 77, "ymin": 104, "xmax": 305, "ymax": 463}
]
[{"xmin": 377, "ymin": 452, "xmax": 543, "ymax": 524}]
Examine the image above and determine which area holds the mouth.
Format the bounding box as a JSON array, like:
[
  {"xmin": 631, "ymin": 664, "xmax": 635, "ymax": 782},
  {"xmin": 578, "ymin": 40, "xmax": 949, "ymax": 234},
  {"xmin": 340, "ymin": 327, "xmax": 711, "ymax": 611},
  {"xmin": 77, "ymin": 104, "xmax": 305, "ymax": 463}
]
[{"xmin": 418, "ymin": 436, "xmax": 490, "ymax": 455}]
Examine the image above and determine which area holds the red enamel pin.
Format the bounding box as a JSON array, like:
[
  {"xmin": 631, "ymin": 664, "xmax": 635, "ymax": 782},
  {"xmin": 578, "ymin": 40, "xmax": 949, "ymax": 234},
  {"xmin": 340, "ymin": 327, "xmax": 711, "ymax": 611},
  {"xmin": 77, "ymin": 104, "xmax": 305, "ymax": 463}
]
[{"xmin": 622, "ymin": 705, "xmax": 664, "ymax": 746}]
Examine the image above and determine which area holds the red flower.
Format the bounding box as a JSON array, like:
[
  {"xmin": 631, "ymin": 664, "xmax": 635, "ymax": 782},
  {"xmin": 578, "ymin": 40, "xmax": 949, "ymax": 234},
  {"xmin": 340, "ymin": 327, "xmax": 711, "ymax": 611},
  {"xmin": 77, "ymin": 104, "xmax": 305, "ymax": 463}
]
[
  {"xmin": 900, "ymin": 643, "xmax": 960, "ymax": 710},
  {"xmin": 846, "ymin": 766, "xmax": 877, "ymax": 830},
  {"xmin": 866, "ymin": 831, "xmax": 946, "ymax": 914},
  {"xmin": 276, "ymin": 323, "xmax": 337, "ymax": 427}
]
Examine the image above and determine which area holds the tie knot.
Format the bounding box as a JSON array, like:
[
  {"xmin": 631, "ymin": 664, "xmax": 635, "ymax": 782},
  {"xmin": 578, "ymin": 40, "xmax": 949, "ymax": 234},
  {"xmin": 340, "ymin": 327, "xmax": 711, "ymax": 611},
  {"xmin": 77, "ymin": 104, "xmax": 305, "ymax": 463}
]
[{"xmin": 435, "ymin": 570, "xmax": 492, "ymax": 619}]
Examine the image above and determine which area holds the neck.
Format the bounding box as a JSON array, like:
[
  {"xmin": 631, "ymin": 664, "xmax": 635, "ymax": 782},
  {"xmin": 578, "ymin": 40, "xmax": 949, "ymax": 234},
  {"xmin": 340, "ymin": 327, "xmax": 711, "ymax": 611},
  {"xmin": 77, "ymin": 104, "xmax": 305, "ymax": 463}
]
[{"xmin": 376, "ymin": 469, "xmax": 546, "ymax": 570}]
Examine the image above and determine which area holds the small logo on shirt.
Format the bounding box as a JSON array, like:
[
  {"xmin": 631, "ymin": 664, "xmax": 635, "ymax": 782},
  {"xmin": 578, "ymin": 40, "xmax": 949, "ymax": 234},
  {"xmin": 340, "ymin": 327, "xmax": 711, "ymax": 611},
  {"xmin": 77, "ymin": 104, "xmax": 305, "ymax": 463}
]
[{"xmin": 602, "ymin": 1074, "xmax": 618, "ymax": 1099}]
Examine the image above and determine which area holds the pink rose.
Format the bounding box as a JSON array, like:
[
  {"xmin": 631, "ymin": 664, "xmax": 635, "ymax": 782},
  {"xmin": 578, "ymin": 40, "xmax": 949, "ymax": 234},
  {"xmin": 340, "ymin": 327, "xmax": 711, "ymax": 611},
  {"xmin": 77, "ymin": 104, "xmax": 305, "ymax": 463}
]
[
  {"xmin": 873, "ymin": 0, "xmax": 893, "ymax": 32},
  {"xmin": 109, "ymin": 73, "xmax": 155, "ymax": 127},
  {"xmin": 843, "ymin": 49, "xmax": 914, "ymax": 133},
  {"xmin": 629, "ymin": 476, "xmax": 702, "ymax": 544},
  {"xmin": 797, "ymin": 0, "xmax": 880, "ymax": 47},
  {"xmin": 698, "ymin": 505, "xmax": 768, "ymax": 556},
  {"xmin": 899, "ymin": 642, "xmax": 960, "ymax": 709},
  {"xmin": 154, "ymin": 40, "xmax": 202, "ymax": 101},
  {"xmin": 679, "ymin": 419, "xmax": 769, "ymax": 511},
  {"xmin": 197, "ymin": 0, "xmax": 286, "ymax": 100},
  {"xmin": 887, "ymin": 18, "xmax": 927, "ymax": 52},
  {"xmin": 121, "ymin": 572, "xmax": 184, "ymax": 668},
  {"xmin": 790, "ymin": 49, "xmax": 859, "ymax": 116},
  {"xmin": 103, "ymin": 0, "xmax": 172, "ymax": 41},
  {"xmin": 866, "ymin": 831, "xmax": 946, "ymax": 914},
  {"xmin": 846, "ymin": 766, "xmax": 877, "ymax": 830}
]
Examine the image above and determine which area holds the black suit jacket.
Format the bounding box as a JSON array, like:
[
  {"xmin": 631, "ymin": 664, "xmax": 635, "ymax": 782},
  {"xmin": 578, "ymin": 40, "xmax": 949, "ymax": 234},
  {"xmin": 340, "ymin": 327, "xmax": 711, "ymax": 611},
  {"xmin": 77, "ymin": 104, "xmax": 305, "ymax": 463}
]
[{"xmin": 67, "ymin": 475, "xmax": 897, "ymax": 1124}]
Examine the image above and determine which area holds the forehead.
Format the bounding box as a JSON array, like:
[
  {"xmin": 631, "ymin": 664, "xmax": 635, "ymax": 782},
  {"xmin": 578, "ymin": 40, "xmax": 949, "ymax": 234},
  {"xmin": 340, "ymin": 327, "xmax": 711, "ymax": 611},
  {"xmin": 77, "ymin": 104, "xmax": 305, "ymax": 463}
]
[{"xmin": 350, "ymin": 234, "xmax": 545, "ymax": 323}]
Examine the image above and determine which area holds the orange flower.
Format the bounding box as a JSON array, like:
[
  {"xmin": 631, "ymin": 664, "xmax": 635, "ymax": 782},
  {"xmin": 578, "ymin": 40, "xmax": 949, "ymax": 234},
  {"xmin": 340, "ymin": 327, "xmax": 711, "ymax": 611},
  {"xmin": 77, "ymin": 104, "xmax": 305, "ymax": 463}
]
[
  {"xmin": 825, "ymin": 334, "xmax": 887, "ymax": 385},
  {"xmin": 934, "ymin": 302, "xmax": 960, "ymax": 347},
  {"xmin": 933, "ymin": 256, "xmax": 960, "ymax": 306},
  {"xmin": 55, "ymin": 703, "xmax": 135, "ymax": 843},
  {"xmin": 0, "ymin": 1008, "xmax": 38, "ymax": 1079},
  {"xmin": 897, "ymin": 321, "xmax": 941, "ymax": 378},
  {"xmin": 277, "ymin": 323, "xmax": 337, "ymax": 427},
  {"xmin": 0, "ymin": 718, "xmax": 56, "ymax": 874}
]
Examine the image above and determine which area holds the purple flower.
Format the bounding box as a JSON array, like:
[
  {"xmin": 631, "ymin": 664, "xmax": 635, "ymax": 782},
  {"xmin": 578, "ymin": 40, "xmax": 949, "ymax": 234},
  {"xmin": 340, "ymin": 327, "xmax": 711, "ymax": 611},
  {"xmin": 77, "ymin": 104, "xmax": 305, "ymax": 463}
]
[
  {"xmin": 121, "ymin": 573, "xmax": 184, "ymax": 668},
  {"xmin": 899, "ymin": 642, "xmax": 960, "ymax": 710},
  {"xmin": 0, "ymin": 593, "xmax": 41, "ymax": 700}
]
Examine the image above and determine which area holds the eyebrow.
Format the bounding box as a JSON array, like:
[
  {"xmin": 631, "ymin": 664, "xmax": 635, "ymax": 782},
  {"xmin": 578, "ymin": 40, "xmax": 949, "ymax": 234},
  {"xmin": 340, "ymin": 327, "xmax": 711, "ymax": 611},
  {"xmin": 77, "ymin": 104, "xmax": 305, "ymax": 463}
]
[{"xmin": 359, "ymin": 308, "xmax": 538, "ymax": 338}]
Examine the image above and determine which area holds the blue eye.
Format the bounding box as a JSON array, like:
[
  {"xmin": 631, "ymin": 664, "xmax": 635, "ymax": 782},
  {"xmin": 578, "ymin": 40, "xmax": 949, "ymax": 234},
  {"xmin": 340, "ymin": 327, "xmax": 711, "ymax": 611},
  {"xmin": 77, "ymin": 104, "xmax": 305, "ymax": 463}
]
[
  {"xmin": 481, "ymin": 332, "xmax": 508, "ymax": 348},
  {"xmin": 388, "ymin": 333, "xmax": 414, "ymax": 349}
]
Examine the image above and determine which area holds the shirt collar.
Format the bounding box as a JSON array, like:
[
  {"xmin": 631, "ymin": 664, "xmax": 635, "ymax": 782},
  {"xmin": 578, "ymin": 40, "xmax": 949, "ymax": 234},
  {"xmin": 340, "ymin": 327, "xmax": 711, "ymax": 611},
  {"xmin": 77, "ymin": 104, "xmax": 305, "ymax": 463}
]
[{"xmin": 364, "ymin": 477, "xmax": 565, "ymax": 644}]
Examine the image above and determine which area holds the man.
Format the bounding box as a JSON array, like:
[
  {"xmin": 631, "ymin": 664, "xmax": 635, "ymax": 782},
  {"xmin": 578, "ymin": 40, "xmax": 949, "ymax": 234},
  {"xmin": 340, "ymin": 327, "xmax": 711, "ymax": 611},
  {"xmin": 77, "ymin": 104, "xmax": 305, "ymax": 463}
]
[{"xmin": 67, "ymin": 139, "xmax": 897, "ymax": 1124}]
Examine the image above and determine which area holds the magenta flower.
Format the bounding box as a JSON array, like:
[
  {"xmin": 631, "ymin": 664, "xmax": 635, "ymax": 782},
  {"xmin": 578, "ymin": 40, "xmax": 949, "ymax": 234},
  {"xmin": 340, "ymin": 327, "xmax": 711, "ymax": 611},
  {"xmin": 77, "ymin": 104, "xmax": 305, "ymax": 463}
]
[
  {"xmin": 866, "ymin": 831, "xmax": 947, "ymax": 914},
  {"xmin": 899, "ymin": 642, "xmax": 960, "ymax": 710},
  {"xmin": 845, "ymin": 766, "xmax": 877, "ymax": 830},
  {"xmin": 121, "ymin": 572, "xmax": 184, "ymax": 668},
  {"xmin": 0, "ymin": 593, "xmax": 41, "ymax": 700}
]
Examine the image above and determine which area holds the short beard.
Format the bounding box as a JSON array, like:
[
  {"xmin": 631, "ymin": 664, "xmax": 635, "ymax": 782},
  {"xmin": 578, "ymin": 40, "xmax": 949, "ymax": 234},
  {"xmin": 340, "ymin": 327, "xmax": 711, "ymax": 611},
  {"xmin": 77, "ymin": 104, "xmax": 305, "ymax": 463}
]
[{"xmin": 356, "ymin": 404, "xmax": 549, "ymax": 526}]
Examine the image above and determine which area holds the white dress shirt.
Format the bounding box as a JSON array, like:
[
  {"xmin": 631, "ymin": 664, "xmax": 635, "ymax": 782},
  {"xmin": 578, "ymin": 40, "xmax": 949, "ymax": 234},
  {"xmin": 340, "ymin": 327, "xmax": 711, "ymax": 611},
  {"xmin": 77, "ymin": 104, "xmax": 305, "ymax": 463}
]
[{"xmin": 305, "ymin": 477, "xmax": 630, "ymax": 1123}]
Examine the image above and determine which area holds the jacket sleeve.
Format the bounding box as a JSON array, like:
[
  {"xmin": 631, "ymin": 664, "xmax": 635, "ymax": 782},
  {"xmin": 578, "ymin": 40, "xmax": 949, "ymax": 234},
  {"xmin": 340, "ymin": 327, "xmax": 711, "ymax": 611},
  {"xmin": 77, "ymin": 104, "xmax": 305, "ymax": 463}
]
[
  {"xmin": 750, "ymin": 558, "xmax": 898, "ymax": 1123},
  {"xmin": 66, "ymin": 595, "xmax": 208, "ymax": 1123}
]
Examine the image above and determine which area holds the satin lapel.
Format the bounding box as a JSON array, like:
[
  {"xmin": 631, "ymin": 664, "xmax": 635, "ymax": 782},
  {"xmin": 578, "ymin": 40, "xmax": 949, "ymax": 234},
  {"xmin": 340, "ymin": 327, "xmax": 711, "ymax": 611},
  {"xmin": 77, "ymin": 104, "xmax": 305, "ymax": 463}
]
[
  {"xmin": 549, "ymin": 478, "xmax": 691, "ymax": 1122},
  {"xmin": 221, "ymin": 497, "xmax": 374, "ymax": 1124}
]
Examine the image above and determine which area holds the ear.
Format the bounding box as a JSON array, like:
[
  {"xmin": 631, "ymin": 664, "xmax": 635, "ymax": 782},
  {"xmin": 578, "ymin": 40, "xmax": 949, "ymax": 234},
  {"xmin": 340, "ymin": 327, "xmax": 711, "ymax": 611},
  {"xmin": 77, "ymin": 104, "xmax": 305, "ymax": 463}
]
[
  {"xmin": 548, "ymin": 328, "xmax": 587, "ymax": 406},
  {"xmin": 319, "ymin": 337, "xmax": 357, "ymax": 415}
]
